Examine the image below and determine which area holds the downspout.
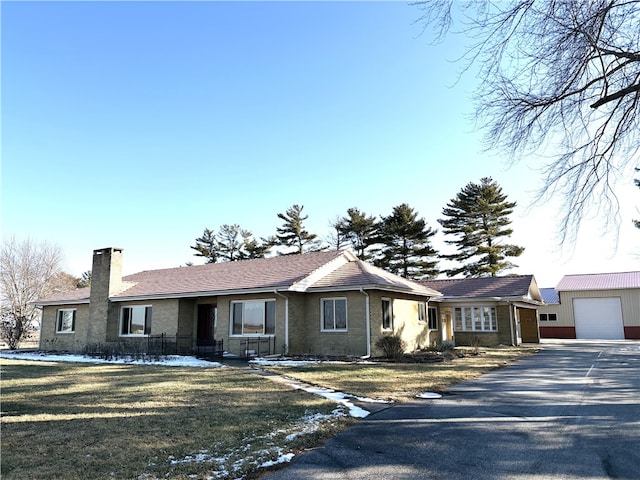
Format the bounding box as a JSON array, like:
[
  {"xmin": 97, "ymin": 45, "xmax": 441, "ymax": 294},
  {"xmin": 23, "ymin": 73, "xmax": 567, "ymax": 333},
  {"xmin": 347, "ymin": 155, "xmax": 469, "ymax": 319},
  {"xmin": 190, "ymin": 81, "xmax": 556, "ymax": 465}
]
[
  {"xmin": 274, "ymin": 290, "xmax": 289, "ymax": 355},
  {"xmin": 508, "ymin": 301, "xmax": 515, "ymax": 346},
  {"xmin": 360, "ymin": 288, "xmax": 371, "ymax": 358}
]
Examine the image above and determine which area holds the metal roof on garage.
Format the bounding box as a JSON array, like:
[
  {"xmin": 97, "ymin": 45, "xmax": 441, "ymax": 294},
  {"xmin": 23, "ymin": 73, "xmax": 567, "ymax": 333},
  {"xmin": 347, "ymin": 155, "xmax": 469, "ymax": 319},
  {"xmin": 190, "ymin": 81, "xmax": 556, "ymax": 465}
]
[{"xmin": 556, "ymin": 272, "xmax": 640, "ymax": 291}]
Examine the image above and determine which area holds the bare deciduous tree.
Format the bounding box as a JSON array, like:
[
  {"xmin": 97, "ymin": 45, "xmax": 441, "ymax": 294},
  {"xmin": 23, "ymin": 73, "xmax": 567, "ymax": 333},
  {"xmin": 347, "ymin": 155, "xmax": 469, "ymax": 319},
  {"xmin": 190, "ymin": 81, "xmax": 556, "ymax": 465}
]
[
  {"xmin": 0, "ymin": 238, "xmax": 66, "ymax": 349},
  {"xmin": 414, "ymin": 0, "xmax": 640, "ymax": 241}
]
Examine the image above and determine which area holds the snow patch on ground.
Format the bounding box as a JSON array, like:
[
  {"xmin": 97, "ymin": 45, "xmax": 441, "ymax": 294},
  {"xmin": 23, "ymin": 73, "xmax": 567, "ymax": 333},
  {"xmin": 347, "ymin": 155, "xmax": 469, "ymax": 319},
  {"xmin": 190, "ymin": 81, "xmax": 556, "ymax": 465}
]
[
  {"xmin": 287, "ymin": 383, "xmax": 372, "ymax": 418},
  {"xmin": 416, "ymin": 392, "xmax": 442, "ymax": 399},
  {"xmin": 165, "ymin": 409, "xmax": 342, "ymax": 479},
  {"xmin": 0, "ymin": 351, "xmax": 223, "ymax": 367}
]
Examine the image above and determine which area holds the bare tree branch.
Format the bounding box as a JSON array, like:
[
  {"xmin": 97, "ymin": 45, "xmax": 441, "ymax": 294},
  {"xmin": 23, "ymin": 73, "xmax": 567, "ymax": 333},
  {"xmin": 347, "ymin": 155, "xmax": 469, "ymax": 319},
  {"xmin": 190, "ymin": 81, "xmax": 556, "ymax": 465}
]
[{"xmin": 414, "ymin": 0, "xmax": 640, "ymax": 241}]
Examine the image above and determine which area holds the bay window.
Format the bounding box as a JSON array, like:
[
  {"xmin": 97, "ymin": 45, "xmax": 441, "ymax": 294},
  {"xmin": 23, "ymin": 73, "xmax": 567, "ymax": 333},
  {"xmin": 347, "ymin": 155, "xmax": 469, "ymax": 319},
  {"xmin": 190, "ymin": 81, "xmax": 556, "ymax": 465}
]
[{"xmin": 453, "ymin": 306, "xmax": 497, "ymax": 332}]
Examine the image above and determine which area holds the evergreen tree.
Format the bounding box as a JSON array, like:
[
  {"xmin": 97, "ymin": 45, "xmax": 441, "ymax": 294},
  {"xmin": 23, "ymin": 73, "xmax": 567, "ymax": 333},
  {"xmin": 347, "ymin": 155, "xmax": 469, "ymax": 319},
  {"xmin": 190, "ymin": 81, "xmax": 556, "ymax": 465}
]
[
  {"xmin": 217, "ymin": 224, "xmax": 247, "ymax": 262},
  {"xmin": 326, "ymin": 216, "xmax": 348, "ymax": 252},
  {"xmin": 374, "ymin": 203, "xmax": 439, "ymax": 280},
  {"xmin": 275, "ymin": 204, "xmax": 320, "ymax": 254},
  {"xmin": 439, "ymin": 177, "xmax": 524, "ymax": 277},
  {"xmin": 338, "ymin": 207, "xmax": 380, "ymax": 261},
  {"xmin": 191, "ymin": 228, "xmax": 217, "ymax": 263},
  {"xmin": 77, "ymin": 270, "xmax": 92, "ymax": 288},
  {"xmin": 191, "ymin": 225, "xmax": 271, "ymax": 263}
]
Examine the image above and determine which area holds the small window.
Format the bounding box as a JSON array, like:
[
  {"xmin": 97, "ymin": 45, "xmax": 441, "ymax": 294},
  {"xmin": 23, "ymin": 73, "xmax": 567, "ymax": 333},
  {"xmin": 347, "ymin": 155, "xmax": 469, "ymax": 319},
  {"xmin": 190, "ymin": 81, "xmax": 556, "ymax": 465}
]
[
  {"xmin": 418, "ymin": 303, "xmax": 427, "ymax": 323},
  {"xmin": 56, "ymin": 309, "xmax": 76, "ymax": 333},
  {"xmin": 321, "ymin": 298, "xmax": 347, "ymax": 331},
  {"xmin": 428, "ymin": 307, "xmax": 438, "ymax": 330},
  {"xmin": 540, "ymin": 313, "xmax": 548, "ymax": 321},
  {"xmin": 546, "ymin": 313, "xmax": 557, "ymax": 321},
  {"xmin": 121, "ymin": 306, "xmax": 152, "ymax": 336},
  {"xmin": 382, "ymin": 298, "xmax": 393, "ymax": 330},
  {"xmin": 231, "ymin": 300, "xmax": 276, "ymax": 336}
]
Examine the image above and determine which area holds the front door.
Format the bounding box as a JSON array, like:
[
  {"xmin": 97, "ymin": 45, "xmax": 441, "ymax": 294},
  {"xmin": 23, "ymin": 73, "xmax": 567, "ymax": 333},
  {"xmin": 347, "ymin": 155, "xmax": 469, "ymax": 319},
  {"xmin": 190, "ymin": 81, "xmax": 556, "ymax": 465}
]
[
  {"xmin": 519, "ymin": 308, "xmax": 540, "ymax": 343},
  {"xmin": 197, "ymin": 304, "xmax": 217, "ymax": 346}
]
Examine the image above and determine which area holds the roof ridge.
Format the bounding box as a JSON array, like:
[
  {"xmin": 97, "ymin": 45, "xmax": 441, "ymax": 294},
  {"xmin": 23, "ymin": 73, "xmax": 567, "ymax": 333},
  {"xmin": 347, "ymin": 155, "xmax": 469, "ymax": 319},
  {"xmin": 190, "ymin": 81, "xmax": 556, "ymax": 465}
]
[{"xmin": 288, "ymin": 251, "xmax": 350, "ymax": 292}]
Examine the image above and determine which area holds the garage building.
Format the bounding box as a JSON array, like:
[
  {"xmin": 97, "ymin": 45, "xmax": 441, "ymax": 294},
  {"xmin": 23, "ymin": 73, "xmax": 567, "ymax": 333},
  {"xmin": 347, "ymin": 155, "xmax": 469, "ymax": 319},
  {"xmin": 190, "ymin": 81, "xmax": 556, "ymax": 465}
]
[{"xmin": 539, "ymin": 272, "xmax": 640, "ymax": 340}]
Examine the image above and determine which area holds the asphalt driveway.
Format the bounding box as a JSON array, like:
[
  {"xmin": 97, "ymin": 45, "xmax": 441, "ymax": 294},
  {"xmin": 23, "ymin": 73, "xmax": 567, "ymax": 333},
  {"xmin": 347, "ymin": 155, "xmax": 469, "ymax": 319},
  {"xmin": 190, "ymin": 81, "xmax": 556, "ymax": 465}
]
[{"xmin": 262, "ymin": 340, "xmax": 640, "ymax": 480}]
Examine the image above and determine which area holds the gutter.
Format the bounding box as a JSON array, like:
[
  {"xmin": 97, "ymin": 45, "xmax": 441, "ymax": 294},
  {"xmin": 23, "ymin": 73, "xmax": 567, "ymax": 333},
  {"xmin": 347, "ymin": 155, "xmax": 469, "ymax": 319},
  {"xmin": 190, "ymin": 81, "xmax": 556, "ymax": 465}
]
[
  {"xmin": 359, "ymin": 288, "xmax": 371, "ymax": 358},
  {"xmin": 508, "ymin": 301, "xmax": 516, "ymax": 346},
  {"xmin": 274, "ymin": 290, "xmax": 289, "ymax": 355}
]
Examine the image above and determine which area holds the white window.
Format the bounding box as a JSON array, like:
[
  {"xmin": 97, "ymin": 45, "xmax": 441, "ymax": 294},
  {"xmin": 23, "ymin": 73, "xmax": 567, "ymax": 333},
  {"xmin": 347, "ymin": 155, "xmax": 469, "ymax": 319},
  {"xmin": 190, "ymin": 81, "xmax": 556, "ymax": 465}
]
[
  {"xmin": 540, "ymin": 313, "xmax": 558, "ymax": 322},
  {"xmin": 453, "ymin": 306, "xmax": 497, "ymax": 332},
  {"xmin": 381, "ymin": 298, "xmax": 393, "ymax": 330},
  {"xmin": 418, "ymin": 303, "xmax": 427, "ymax": 323},
  {"xmin": 120, "ymin": 306, "xmax": 152, "ymax": 336},
  {"xmin": 56, "ymin": 309, "xmax": 76, "ymax": 333},
  {"xmin": 231, "ymin": 300, "xmax": 276, "ymax": 336},
  {"xmin": 428, "ymin": 307, "xmax": 438, "ymax": 330},
  {"xmin": 321, "ymin": 298, "xmax": 347, "ymax": 331}
]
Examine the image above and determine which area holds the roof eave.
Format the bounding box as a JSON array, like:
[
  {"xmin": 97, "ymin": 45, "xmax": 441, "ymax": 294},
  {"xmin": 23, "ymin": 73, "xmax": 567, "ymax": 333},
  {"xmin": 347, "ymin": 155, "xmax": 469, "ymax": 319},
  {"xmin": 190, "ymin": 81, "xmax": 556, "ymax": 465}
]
[
  {"xmin": 111, "ymin": 286, "xmax": 290, "ymax": 302},
  {"xmin": 306, "ymin": 284, "xmax": 442, "ymax": 298},
  {"xmin": 35, "ymin": 299, "xmax": 91, "ymax": 307}
]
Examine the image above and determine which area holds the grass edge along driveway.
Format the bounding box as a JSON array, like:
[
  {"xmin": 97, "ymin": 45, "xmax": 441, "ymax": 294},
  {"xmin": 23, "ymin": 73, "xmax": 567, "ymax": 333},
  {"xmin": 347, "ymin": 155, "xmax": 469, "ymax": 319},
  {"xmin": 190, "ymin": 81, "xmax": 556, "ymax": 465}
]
[{"xmin": 1, "ymin": 346, "xmax": 534, "ymax": 480}]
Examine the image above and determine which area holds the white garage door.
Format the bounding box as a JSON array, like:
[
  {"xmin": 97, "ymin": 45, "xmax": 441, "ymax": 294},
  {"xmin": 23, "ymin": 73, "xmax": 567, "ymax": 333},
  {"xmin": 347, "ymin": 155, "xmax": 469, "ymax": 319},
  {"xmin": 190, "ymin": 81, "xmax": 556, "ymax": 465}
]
[{"xmin": 573, "ymin": 297, "xmax": 625, "ymax": 340}]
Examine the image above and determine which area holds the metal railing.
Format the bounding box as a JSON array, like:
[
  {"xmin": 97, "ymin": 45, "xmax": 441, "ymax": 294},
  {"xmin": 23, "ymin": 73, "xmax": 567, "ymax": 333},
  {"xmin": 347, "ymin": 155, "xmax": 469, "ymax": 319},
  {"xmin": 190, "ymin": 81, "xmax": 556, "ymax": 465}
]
[
  {"xmin": 240, "ymin": 336, "xmax": 274, "ymax": 357},
  {"xmin": 84, "ymin": 334, "xmax": 223, "ymax": 359}
]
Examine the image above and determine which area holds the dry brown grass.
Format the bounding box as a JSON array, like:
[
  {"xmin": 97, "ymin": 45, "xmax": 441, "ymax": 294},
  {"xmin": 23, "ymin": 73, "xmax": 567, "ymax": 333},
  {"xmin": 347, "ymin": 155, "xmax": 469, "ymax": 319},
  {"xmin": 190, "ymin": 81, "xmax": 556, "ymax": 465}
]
[
  {"xmin": 0, "ymin": 359, "xmax": 350, "ymax": 480},
  {"xmin": 1, "ymin": 346, "xmax": 534, "ymax": 479},
  {"xmin": 260, "ymin": 346, "xmax": 537, "ymax": 402}
]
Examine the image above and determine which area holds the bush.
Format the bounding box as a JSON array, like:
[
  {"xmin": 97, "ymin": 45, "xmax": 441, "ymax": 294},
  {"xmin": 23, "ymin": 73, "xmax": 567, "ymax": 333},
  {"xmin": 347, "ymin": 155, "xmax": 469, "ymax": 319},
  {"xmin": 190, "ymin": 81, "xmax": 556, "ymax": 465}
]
[{"xmin": 375, "ymin": 335, "xmax": 406, "ymax": 359}]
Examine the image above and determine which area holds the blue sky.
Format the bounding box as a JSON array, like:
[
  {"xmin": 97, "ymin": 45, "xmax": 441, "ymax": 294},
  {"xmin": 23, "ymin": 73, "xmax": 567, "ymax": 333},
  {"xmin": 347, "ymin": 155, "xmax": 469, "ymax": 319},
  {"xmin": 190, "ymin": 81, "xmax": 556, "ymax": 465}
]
[{"xmin": 2, "ymin": 1, "xmax": 638, "ymax": 287}]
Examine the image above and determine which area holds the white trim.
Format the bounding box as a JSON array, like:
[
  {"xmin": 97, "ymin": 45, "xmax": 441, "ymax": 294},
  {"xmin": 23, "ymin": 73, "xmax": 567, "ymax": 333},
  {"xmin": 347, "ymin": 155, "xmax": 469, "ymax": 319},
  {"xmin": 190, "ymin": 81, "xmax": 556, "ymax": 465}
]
[
  {"xmin": 119, "ymin": 304, "xmax": 153, "ymax": 337},
  {"xmin": 289, "ymin": 253, "xmax": 351, "ymax": 292},
  {"xmin": 229, "ymin": 298, "xmax": 277, "ymax": 337},
  {"xmin": 320, "ymin": 297, "xmax": 348, "ymax": 332},
  {"xmin": 274, "ymin": 290, "xmax": 289, "ymax": 354},
  {"xmin": 360, "ymin": 288, "xmax": 371, "ymax": 357},
  {"xmin": 381, "ymin": 297, "xmax": 393, "ymax": 331},
  {"xmin": 56, "ymin": 308, "xmax": 77, "ymax": 334}
]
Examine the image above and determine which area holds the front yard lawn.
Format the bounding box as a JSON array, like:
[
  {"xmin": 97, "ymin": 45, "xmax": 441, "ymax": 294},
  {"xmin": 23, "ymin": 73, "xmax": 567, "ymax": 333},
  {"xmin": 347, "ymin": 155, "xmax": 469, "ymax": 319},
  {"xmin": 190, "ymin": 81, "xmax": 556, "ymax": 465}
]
[
  {"xmin": 257, "ymin": 346, "xmax": 537, "ymax": 401},
  {"xmin": 1, "ymin": 346, "xmax": 535, "ymax": 479},
  {"xmin": 0, "ymin": 359, "xmax": 350, "ymax": 480}
]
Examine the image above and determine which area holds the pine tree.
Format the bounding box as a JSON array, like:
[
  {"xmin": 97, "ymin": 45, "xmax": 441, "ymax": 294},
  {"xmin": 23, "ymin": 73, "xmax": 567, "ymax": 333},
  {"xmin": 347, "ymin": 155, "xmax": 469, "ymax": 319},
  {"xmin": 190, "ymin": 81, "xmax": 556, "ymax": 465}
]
[
  {"xmin": 439, "ymin": 177, "xmax": 524, "ymax": 277},
  {"xmin": 191, "ymin": 228, "xmax": 217, "ymax": 263},
  {"xmin": 275, "ymin": 204, "xmax": 320, "ymax": 255},
  {"xmin": 191, "ymin": 225, "xmax": 271, "ymax": 263},
  {"xmin": 374, "ymin": 203, "xmax": 439, "ymax": 280},
  {"xmin": 338, "ymin": 207, "xmax": 380, "ymax": 261}
]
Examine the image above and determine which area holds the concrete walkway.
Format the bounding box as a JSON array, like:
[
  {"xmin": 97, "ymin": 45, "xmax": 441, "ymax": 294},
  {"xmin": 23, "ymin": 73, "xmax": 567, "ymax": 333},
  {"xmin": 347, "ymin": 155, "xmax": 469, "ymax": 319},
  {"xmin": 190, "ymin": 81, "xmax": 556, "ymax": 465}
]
[{"xmin": 261, "ymin": 341, "xmax": 640, "ymax": 480}]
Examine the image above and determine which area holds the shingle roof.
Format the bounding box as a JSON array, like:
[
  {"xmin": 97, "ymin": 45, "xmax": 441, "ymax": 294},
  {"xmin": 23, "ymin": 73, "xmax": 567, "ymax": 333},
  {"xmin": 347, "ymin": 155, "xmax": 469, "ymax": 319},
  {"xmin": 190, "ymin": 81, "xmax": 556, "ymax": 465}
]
[
  {"xmin": 115, "ymin": 250, "xmax": 346, "ymax": 298},
  {"xmin": 36, "ymin": 250, "xmax": 440, "ymax": 305},
  {"xmin": 556, "ymin": 271, "xmax": 640, "ymax": 291},
  {"xmin": 540, "ymin": 288, "xmax": 560, "ymax": 304},
  {"xmin": 420, "ymin": 275, "xmax": 541, "ymax": 301},
  {"xmin": 310, "ymin": 260, "xmax": 441, "ymax": 296}
]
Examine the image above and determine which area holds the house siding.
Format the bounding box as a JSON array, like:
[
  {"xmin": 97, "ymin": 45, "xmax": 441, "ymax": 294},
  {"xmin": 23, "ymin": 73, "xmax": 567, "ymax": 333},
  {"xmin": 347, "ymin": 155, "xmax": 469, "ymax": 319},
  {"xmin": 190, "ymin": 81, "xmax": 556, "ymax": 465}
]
[
  {"xmin": 301, "ymin": 291, "xmax": 368, "ymax": 357},
  {"xmin": 216, "ymin": 293, "xmax": 287, "ymax": 357},
  {"xmin": 40, "ymin": 304, "xmax": 90, "ymax": 352},
  {"xmin": 539, "ymin": 288, "xmax": 640, "ymax": 339},
  {"xmin": 368, "ymin": 291, "xmax": 438, "ymax": 356},
  {"xmin": 107, "ymin": 299, "xmax": 180, "ymax": 342}
]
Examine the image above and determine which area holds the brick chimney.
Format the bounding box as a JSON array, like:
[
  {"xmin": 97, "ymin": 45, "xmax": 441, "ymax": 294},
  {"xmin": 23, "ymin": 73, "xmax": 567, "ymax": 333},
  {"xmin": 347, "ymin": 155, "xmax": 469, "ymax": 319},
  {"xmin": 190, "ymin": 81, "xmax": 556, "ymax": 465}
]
[{"xmin": 87, "ymin": 248, "xmax": 124, "ymax": 344}]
